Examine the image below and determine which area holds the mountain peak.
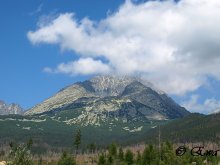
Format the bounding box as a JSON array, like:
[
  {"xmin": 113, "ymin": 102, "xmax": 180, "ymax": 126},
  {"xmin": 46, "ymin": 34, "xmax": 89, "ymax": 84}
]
[
  {"xmin": 89, "ymin": 75, "xmax": 164, "ymax": 96},
  {"xmin": 0, "ymin": 100, "xmax": 23, "ymax": 115},
  {"xmin": 25, "ymin": 75, "xmax": 189, "ymax": 121}
]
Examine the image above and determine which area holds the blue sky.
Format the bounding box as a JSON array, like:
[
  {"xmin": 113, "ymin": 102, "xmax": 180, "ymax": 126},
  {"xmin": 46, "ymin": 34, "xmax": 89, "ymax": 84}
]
[
  {"xmin": 1, "ymin": 0, "xmax": 220, "ymax": 114},
  {"xmin": 0, "ymin": 0, "xmax": 124, "ymax": 109}
]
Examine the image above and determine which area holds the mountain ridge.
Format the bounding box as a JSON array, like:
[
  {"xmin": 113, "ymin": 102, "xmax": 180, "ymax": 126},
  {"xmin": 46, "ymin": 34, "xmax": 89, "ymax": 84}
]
[
  {"xmin": 25, "ymin": 75, "xmax": 189, "ymax": 123},
  {"xmin": 0, "ymin": 100, "xmax": 23, "ymax": 115}
]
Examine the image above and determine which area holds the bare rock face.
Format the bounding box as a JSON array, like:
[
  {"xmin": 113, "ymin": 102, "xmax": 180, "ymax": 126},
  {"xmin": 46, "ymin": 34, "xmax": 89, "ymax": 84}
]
[
  {"xmin": 25, "ymin": 75, "xmax": 189, "ymax": 121},
  {"xmin": 0, "ymin": 101, "xmax": 23, "ymax": 115}
]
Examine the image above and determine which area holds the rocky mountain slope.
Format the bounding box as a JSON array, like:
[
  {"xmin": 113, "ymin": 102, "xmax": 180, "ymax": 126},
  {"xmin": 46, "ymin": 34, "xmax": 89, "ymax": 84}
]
[
  {"xmin": 0, "ymin": 100, "xmax": 23, "ymax": 115},
  {"xmin": 25, "ymin": 75, "xmax": 189, "ymax": 123},
  {"xmin": 0, "ymin": 76, "xmax": 191, "ymax": 148}
]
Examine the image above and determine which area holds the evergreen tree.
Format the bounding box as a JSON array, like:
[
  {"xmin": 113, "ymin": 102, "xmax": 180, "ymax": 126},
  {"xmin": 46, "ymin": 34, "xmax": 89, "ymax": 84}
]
[
  {"xmin": 98, "ymin": 153, "xmax": 106, "ymax": 165},
  {"xmin": 118, "ymin": 147, "xmax": 124, "ymax": 161},
  {"xmin": 160, "ymin": 142, "xmax": 175, "ymax": 164},
  {"xmin": 125, "ymin": 149, "xmax": 134, "ymax": 165},
  {"xmin": 27, "ymin": 138, "xmax": 33, "ymax": 149},
  {"xmin": 74, "ymin": 129, "xmax": 81, "ymax": 154},
  {"xmin": 136, "ymin": 151, "xmax": 142, "ymax": 165},
  {"xmin": 107, "ymin": 155, "xmax": 114, "ymax": 165},
  {"xmin": 142, "ymin": 144, "xmax": 158, "ymax": 165},
  {"xmin": 95, "ymin": 142, "xmax": 220, "ymax": 165},
  {"xmin": 88, "ymin": 143, "xmax": 96, "ymax": 154},
  {"xmin": 108, "ymin": 143, "xmax": 117, "ymax": 156}
]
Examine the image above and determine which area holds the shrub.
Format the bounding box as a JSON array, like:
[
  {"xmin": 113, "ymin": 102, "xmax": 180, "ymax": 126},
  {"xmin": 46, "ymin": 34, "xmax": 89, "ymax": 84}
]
[{"xmin": 8, "ymin": 139, "xmax": 34, "ymax": 165}]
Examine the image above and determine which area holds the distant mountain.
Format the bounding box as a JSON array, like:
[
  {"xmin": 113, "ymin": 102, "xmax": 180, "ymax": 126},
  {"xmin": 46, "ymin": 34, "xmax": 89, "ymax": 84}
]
[
  {"xmin": 0, "ymin": 100, "xmax": 23, "ymax": 115},
  {"xmin": 25, "ymin": 75, "xmax": 189, "ymax": 124}
]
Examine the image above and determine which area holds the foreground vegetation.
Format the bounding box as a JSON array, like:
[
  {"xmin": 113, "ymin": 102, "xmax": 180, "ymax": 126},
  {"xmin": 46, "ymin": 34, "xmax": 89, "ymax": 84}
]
[
  {"xmin": 1, "ymin": 140, "xmax": 220, "ymax": 165},
  {"xmin": 97, "ymin": 142, "xmax": 220, "ymax": 165},
  {"xmin": 1, "ymin": 113, "xmax": 220, "ymax": 164}
]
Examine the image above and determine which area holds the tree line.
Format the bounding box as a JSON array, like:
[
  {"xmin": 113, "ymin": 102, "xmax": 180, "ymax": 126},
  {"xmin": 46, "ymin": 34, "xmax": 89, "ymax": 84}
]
[{"xmin": 3, "ymin": 129, "xmax": 220, "ymax": 165}]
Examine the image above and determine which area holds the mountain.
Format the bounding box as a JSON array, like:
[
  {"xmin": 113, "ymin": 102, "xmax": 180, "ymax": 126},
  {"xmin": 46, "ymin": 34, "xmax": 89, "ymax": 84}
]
[
  {"xmin": 25, "ymin": 75, "xmax": 189, "ymax": 122},
  {"xmin": 0, "ymin": 100, "xmax": 23, "ymax": 115},
  {"xmin": 0, "ymin": 75, "xmax": 190, "ymax": 150}
]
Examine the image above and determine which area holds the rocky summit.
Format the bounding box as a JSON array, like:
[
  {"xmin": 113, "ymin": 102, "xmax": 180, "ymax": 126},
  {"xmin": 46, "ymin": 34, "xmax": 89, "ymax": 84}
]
[
  {"xmin": 25, "ymin": 75, "xmax": 189, "ymax": 123},
  {"xmin": 0, "ymin": 100, "xmax": 23, "ymax": 115}
]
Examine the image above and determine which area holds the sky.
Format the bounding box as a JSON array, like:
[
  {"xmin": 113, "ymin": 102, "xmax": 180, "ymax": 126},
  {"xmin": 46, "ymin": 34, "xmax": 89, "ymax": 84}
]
[{"xmin": 1, "ymin": 0, "xmax": 220, "ymax": 114}]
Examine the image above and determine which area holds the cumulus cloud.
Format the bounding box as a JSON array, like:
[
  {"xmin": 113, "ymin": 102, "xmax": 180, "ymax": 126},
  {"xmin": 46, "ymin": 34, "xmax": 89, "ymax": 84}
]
[
  {"xmin": 27, "ymin": 0, "xmax": 220, "ymax": 95},
  {"xmin": 182, "ymin": 95, "xmax": 220, "ymax": 114},
  {"xmin": 43, "ymin": 58, "xmax": 111, "ymax": 75}
]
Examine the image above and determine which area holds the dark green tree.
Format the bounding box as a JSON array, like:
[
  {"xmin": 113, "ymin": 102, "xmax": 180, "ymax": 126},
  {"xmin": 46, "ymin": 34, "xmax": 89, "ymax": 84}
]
[
  {"xmin": 142, "ymin": 144, "xmax": 158, "ymax": 165},
  {"xmin": 107, "ymin": 155, "xmax": 114, "ymax": 165},
  {"xmin": 118, "ymin": 147, "xmax": 124, "ymax": 161},
  {"xmin": 98, "ymin": 153, "xmax": 106, "ymax": 165},
  {"xmin": 88, "ymin": 143, "xmax": 96, "ymax": 154},
  {"xmin": 27, "ymin": 138, "xmax": 33, "ymax": 149},
  {"xmin": 125, "ymin": 149, "xmax": 134, "ymax": 165},
  {"xmin": 136, "ymin": 151, "xmax": 142, "ymax": 165},
  {"xmin": 160, "ymin": 142, "xmax": 175, "ymax": 164},
  {"xmin": 108, "ymin": 143, "xmax": 117, "ymax": 156},
  {"xmin": 74, "ymin": 129, "xmax": 81, "ymax": 154}
]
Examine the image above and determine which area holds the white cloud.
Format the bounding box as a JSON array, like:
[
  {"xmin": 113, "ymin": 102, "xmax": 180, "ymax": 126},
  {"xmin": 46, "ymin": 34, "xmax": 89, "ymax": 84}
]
[
  {"xmin": 29, "ymin": 3, "xmax": 43, "ymax": 16},
  {"xmin": 43, "ymin": 67, "xmax": 53, "ymax": 73},
  {"xmin": 44, "ymin": 58, "xmax": 111, "ymax": 75},
  {"xmin": 182, "ymin": 95, "xmax": 220, "ymax": 114},
  {"xmin": 28, "ymin": 0, "xmax": 220, "ymax": 95}
]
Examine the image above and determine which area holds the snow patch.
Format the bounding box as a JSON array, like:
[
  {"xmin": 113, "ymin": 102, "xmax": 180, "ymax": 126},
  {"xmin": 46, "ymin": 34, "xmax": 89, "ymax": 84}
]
[
  {"xmin": 18, "ymin": 118, "xmax": 46, "ymax": 122},
  {"xmin": 123, "ymin": 126, "xmax": 143, "ymax": 132},
  {"xmin": 22, "ymin": 127, "xmax": 31, "ymax": 130}
]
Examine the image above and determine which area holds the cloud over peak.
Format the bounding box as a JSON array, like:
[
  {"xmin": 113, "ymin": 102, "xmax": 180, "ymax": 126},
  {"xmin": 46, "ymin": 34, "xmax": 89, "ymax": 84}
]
[
  {"xmin": 43, "ymin": 58, "xmax": 111, "ymax": 75},
  {"xmin": 28, "ymin": 0, "xmax": 220, "ymax": 95}
]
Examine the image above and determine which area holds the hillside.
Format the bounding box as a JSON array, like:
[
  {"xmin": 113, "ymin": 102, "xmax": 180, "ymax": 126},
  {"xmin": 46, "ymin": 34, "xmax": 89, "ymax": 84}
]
[{"xmin": 145, "ymin": 113, "xmax": 220, "ymax": 144}]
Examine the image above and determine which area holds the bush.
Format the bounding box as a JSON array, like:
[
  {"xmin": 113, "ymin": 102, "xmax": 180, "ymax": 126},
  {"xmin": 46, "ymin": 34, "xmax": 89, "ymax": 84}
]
[{"xmin": 8, "ymin": 139, "xmax": 34, "ymax": 165}]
